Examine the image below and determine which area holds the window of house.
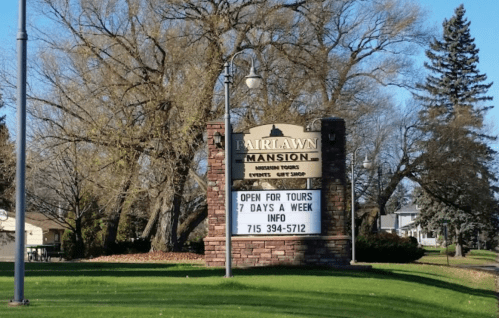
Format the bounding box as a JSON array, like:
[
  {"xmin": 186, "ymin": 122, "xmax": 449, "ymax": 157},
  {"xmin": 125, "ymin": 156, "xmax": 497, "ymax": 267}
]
[{"xmin": 54, "ymin": 233, "xmax": 60, "ymax": 242}]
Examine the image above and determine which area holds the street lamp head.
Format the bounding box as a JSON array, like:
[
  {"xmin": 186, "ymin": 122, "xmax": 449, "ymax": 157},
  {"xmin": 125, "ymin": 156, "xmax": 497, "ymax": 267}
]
[
  {"xmin": 245, "ymin": 58, "xmax": 262, "ymax": 89},
  {"xmin": 362, "ymin": 155, "xmax": 372, "ymax": 169},
  {"xmin": 213, "ymin": 131, "xmax": 224, "ymax": 148}
]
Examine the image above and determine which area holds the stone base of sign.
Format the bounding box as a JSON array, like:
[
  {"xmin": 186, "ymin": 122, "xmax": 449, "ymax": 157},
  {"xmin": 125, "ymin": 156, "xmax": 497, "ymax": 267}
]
[{"xmin": 204, "ymin": 235, "xmax": 350, "ymax": 267}]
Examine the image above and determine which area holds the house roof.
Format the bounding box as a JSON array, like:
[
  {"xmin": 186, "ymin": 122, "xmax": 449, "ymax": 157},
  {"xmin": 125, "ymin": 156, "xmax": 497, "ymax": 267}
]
[
  {"xmin": 380, "ymin": 214, "xmax": 397, "ymax": 229},
  {"xmin": 399, "ymin": 220, "xmax": 417, "ymax": 230},
  {"xmin": 5, "ymin": 211, "xmax": 66, "ymax": 231},
  {"xmin": 394, "ymin": 204, "xmax": 420, "ymax": 214}
]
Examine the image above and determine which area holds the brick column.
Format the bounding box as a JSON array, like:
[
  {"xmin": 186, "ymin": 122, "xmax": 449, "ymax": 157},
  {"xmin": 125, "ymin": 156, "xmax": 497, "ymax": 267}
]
[
  {"xmin": 320, "ymin": 118, "xmax": 350, "ymax": 263},
  {"xmin": 205, "ymin": 121, "xmax": 227, "ymax": 266},
  {"xmin": 321, "ymin": 118, "xmax": 347, "ymax": 236}
]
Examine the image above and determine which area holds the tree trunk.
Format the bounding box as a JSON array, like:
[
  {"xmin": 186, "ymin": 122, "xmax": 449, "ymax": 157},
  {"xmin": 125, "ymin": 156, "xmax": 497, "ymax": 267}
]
[
  {"xmin": 177, "ymin": 201, "xmax": 207, "ymax": 248},
  {"xmin": 102, "ymin": 152, "xmax": 139, "ymax": 253},
  {"xmin": 103, "ymin": 169, "xmax": 135, "ymax": 253},
  {"xmin": 455, "ymin": 228, "xmax": 464, "ymax": 257},
  {"xmin": 140, "ymin": 192, "xmax": 164, "ymax": 240},
  {"xmin": 74, "ymin": 218, "xmax": 85, "ymax": 259},
  {"xmin": 151, "ymin": 163, "xmax": 189, "ymax": 252}
]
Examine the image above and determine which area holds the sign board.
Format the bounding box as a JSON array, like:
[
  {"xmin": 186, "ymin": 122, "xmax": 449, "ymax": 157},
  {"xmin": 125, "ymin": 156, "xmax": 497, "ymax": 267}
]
[
  {"xmin": 232, "ymin": 124, "xmax": 321, "ymax": 180},
  {"xmin": 0, "ymin": 209, "xmax": 7, "ymax": 221},
  {"xmin": 232, "ymin": 190, "xmax": 321, "ymax": 235}
]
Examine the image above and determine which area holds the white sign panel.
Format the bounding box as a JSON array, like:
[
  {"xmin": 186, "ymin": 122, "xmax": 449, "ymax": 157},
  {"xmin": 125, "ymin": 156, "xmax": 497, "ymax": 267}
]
[{"xmin": 232, "ymin": 190, "xmax": 321, "ymax": 235}]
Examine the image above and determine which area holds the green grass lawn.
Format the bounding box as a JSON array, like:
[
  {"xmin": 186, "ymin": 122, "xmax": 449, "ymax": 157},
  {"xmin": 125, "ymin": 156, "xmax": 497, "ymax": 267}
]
[
  {"xmin": 0, "ymin": 260, "xmax": 496, "ymax": 318},
  {"xmin": 417, "ymin": 247, "xmax": 498, "ymax": 266}
]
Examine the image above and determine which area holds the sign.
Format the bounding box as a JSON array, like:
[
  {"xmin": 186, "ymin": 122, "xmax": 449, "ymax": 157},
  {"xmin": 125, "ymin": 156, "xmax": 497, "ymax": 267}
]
[
  {"xmin": 232, "ymin": 190, "xmax": 321, "ymax": 235},
  {"xmin": 0, "ymin": 209, "xmax": 7, "ymax": 221},
  {"xmin": 232, "ymin": 124, "xmax": 321, "ymax": 180}
]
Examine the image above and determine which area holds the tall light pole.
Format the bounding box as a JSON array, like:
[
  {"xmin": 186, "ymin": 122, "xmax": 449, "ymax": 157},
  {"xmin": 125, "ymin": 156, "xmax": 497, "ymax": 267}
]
[
  {"xmin": 224, "ymin": 53, "xmax": 262, "ymax": 277},
  {"xmin": 10, "ymin": 0, "xmax": 29, "ymax": 307},
  {"xmin": 350, "ymin": 149, "xmax": 371, "ymax": 265}
]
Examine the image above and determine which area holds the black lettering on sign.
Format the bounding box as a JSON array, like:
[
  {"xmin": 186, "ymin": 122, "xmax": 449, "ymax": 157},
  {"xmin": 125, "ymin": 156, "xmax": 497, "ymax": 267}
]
[
  {"xmin": 276, "ymin": 172, "xmax": 289, "ymax": 177},
  {"xmin": 265, "ymin": 193, "xmax": 281, "ymax": 201},
  {"xmin": 248, "ymin": 173, "xmax": 271, "ymax": 178},
  {"xmin": 245, "ymin": 154, "xmax": 311, "ymax": 163},
  {"xmin": 291, "ymin": 203, "xmax": 313, "ymax": 211},
  {"xmin": 241, "ymin": 193, "xmax": 261, "ymax": 202},
  {"xmin": 286, "ymin": 192, "xmax": 312, "ymax": 201},
  {"xmin": 268, "ymin": 214, "xmax": 286, "ymax": 222},
  {"xmin": 255, "ymin": 166, "xmax": 280, "ymax": 170},
  {"xmin": 250, "ymin": 204, "xmax": 273, "ymax": 212},
  {"xmin": 281, "ymin": 165, "xmax": 299, "ymax": 170}
]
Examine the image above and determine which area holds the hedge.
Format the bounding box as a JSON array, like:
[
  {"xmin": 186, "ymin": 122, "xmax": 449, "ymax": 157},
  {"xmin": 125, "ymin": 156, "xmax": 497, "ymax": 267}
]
[{"xmin": 356, "ymin": 233, "xmax": 425, "ymax": 263}]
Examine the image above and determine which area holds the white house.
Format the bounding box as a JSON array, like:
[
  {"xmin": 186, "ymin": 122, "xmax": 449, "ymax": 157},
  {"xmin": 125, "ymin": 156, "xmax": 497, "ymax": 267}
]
[
  {"xmin": 0, "ymin": 211, "xmax": 65, "ymax": 261},
  {"xmin": 380, "ymin": 204, "xmax": 437, "ymax": 246}
]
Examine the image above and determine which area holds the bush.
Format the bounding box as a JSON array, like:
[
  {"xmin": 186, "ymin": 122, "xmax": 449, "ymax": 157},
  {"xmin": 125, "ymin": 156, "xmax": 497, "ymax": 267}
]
[
  {"xmin": 61, "ymin": 229, "xmax": 76, "ymax": 260},
  {"xmin": 182, "ymin": 239, "xmax": 205, "ymax": 254},
  {"xmin": 356, "ymin": 233, "xmax": 425, "ymax": 263},
  {"xmin": 108, "ymin": 238, "xmax": 151, "ymax": 255}
]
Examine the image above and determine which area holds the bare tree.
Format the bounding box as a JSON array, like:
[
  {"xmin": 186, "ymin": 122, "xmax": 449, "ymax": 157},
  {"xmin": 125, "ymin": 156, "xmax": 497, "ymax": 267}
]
[
  {"xmin": 27, "ymin": 140, "xmax": 100, "ymax": 258},
  {"xmin": 0, "ymin": 0, "xmax": 432, "ymax": 253}
]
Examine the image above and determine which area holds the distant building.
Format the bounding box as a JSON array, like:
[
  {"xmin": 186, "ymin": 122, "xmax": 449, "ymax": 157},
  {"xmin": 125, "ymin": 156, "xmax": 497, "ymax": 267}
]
[
  {"xmin": 380, "ymin": 204, "xmax": 437, "ymax": 246},
  {"xmin": 380, "ymin": 213, "xmax": 397, "ymax": 234},
  {"xmin": 0, "ymin": 211, "xmax": 65, "ymax": 261}
]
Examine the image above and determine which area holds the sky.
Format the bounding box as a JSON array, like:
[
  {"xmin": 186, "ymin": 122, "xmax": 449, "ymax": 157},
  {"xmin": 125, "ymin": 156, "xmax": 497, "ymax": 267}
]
[{"xmin": 0, "ymin": 1, "xmax": 498, "ymax": 147}]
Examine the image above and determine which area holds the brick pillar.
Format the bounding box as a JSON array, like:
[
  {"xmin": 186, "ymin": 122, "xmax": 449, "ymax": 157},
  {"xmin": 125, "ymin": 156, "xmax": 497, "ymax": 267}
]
[
  {"xmin": 205, "ymin": 121, "xmax": 227, "ymax": 266},
  {"xmin": 320, "ymin": 118, "xmax": 349, "ymax": 264},
  {"xmin": 321, "ymin": 118, "xmax": 347, "ymax": 236}
]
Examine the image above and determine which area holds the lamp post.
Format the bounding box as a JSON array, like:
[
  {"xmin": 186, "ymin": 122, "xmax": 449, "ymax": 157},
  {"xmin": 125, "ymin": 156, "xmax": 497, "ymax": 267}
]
[
  {"xmin": 10, "ymin": 0, "xmax": 29, "ymax": 307},
  {"xmin": 350, "ymin": 149, "xmax": 371, "ymax": 265},
  {"xmin": 223, "ymin": 52, "xmax": 262, "ymax": 277}
]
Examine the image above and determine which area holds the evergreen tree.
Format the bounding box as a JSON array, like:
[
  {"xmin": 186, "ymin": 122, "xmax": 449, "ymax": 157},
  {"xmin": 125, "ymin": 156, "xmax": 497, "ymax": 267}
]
[
  {"xmin": 418, "ymin": 4, "xmax": 492, "ymax": 125},
  {"xmin": 414, "ymin": 5, "xmax": 497, "ymax": 256}
]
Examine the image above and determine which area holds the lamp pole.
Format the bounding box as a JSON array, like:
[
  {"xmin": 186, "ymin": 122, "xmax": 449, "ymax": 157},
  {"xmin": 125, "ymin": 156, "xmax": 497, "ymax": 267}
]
[
  {"xmin": 11, "ymin": 0, "xmax": 28, "ymax": 306},
  {"xmin": 223, "ymin": 53, "xmax": 262, "ymax": 277},
  {"xmin": 223, "ymin": 61, "xmax": 233, "ymax": 277},
  {"xmin": 350, "ymin": 149, "xmax": 371, "ymax": 265}
]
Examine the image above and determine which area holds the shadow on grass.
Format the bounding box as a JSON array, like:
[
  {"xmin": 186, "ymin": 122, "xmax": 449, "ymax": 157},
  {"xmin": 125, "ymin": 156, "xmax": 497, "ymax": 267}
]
[
  {"xmin": 0, "ymin": 282, "xmax": 473, "ymax": 318},
  {"xmin": 0, "ymin": 271, "xmax": 494, "ymax": 318},
  {"xmin": 0, "ymin": 261, "xmax": 494, "ymax": 301}
]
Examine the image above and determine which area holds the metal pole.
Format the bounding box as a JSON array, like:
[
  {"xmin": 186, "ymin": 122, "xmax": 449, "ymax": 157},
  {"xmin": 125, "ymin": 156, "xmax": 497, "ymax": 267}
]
[
  {"xmin": 224, "ymin": 62, "xmax": 232, "ymax": 277},
  {"xmin": 351, "ymin": 150, "xmax": 356, "ymax": 264},
  {"xmin": 12, "ymin": 0, "xmax": 28, "ymax": 306},
  {"xmin": 306, "ymin": 178, "xmax": 312, "ymax": 189},
  {"xmin": 377, "ymin": 167, "xmax": 382, "ymax": 232}
]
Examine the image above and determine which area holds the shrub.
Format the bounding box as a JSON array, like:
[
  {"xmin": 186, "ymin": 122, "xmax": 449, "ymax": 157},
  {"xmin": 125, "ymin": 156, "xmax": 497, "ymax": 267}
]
[
  {"xmin": 356, "ymin": 233, "xmax": 425, "ymax": 263},
  {"xmin": 182, "ymin": 239, "xmax": 205, "ymax": 254},
  {"xmin": 61, "ymin": 229, "xmax": 76, "ymax": 260},
  {"xmin": 108, "ymin": 238, "xmax": 151, "ymax": 255}
]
